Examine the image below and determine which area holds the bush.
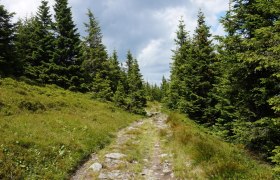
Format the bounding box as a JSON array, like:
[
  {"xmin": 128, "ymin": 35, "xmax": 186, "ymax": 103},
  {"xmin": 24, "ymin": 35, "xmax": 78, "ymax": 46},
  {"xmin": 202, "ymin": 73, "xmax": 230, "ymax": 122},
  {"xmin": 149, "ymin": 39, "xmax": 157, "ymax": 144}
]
[{"xmin": 18, "ymin": 100, "xmax": 46, "ymax": 112}]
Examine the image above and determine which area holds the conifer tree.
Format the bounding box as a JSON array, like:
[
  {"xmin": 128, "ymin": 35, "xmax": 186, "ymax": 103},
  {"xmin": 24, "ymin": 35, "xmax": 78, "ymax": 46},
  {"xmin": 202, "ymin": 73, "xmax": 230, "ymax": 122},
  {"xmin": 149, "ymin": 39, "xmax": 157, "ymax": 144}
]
[
  {"xmin": 160, "ymin": 76, "xmax": 169, "ymax": 103},
  {"xmin": 187, "ymin": 10, "xmax": 216, "ymax": 124},
  {"xmin": 82, "ymin": 9, "xmax": 113, "ymax": 97},
  {"xmin": 52, "ymin": 0, "xmax": 83, "ymax": 90},
  {"xmin": 0, "ymin": 4, "xmax": 18, "ymax": 76},
  {"xmin": 217, "ymin": 0, "xmax": 280, "ymax": 158},
  {"xmin": 108, "ymin": 50, "xmax": 122, "ymax": 93},
  {"xmin": 167, "ymin": 19, "xmax": 192, "ymax": 110},
  {"xmin": 15, "ymin": 17, "xmax": 38, "ymax": 78},
  {"xmin": 126, "ymin": 58, "xmax": 147, "ymax": 114},
  {"xmin": 113, "ymin": 81, "xmax": 127, "ymax": 108},
  {"xmin": 21, "ymin": 0, "xmax": 55, "ymax": 83}
]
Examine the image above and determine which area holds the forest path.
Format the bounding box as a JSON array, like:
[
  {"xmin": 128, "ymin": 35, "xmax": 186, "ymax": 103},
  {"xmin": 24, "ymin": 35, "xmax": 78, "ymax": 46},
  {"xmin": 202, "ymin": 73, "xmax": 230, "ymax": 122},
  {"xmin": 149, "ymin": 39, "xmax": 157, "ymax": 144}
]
[{"xmin": 71, "ymin": 110, "xmax": 175, "ymax": 180}]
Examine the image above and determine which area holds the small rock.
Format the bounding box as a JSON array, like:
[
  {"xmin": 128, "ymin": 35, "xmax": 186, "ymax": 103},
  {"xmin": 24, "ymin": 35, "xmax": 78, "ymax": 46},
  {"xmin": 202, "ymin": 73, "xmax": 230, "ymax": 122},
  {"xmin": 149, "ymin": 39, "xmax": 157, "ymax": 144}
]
[
  {"xmin": 141, "ymin": 169, "xmax": 149, "ymax": 175},
  {"xmin": 105, "ymin": 153, "xmax": 126, "ymax": 159},
  {"xmin": 107, "ymin": 170, "xmax": 121, "ymax": 179},
  {"xmin": 98, "ymin": 173, "xmax": 108, "ymax": 179},
  {"xmin": 89, "ymin": 162, "xmax": 102, "ymax": 172},
  {"xmin": 143, "ymin": 159, "xmax": 148, "ymax": 162},
  {"xmin": 160, "ymin": 154, "xmax": 168, "ymax": 158}
]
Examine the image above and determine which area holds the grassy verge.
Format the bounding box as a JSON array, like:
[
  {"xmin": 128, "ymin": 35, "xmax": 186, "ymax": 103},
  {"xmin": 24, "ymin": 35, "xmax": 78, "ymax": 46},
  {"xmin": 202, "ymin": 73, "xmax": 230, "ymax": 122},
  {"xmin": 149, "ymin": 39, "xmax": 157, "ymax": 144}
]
[
  {"xmin": 0, "ymin": 78, "xmax": 141, "ymax": 179},
  {"xmin": 164, "ymin": 112, "xmax": 274, "ymax": 179}
]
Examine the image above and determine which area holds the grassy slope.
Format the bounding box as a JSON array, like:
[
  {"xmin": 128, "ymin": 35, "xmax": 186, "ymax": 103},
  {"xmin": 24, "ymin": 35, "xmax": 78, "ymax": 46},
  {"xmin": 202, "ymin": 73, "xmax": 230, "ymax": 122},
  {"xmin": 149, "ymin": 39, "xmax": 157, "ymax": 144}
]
[
  {"xmin": 0, "ymin": 78, "xmax": 141, "ymax": 179},
  {"xmin": 163, "ymin": 112, "xmax": 274, "ymax": 179}
]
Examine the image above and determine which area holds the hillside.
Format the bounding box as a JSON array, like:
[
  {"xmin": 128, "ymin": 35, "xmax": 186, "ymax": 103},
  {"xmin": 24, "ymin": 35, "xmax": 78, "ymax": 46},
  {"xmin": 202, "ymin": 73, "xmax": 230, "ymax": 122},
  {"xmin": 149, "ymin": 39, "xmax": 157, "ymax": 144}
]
[{"xmin": 0, "ymin": 78, "xmax": 141, "ymax": 179}]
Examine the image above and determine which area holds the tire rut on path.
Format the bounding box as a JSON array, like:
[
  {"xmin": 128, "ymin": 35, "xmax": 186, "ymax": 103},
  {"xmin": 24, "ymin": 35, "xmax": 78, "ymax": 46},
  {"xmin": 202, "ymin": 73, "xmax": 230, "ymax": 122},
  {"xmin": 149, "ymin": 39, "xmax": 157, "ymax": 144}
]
[{"xmin": 71, "ymin": 112, "xmax": 175, "ymax": 180}]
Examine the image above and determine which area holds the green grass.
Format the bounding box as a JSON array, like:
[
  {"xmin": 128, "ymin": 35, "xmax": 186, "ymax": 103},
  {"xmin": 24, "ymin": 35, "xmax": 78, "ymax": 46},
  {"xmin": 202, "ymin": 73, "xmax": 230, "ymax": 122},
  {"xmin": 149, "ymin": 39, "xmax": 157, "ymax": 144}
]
[
  {"xmin": 0, "ymin": 78, "xmax": 141, "ymax": 179},
  {"xmin": 165, "ymin": 112, "xmax": 274, "ymax": 179}
]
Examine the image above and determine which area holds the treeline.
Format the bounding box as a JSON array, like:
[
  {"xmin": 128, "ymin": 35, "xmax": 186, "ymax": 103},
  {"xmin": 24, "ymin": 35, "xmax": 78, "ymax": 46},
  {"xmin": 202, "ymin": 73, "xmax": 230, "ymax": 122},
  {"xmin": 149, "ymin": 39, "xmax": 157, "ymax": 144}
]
[
  {"xmin": 163, "ymin": 1, "xmax": 280, "ymax": 173},
  {"xmin": 0, "ymin": 0, "xmax": 146, "ymax": 114}
]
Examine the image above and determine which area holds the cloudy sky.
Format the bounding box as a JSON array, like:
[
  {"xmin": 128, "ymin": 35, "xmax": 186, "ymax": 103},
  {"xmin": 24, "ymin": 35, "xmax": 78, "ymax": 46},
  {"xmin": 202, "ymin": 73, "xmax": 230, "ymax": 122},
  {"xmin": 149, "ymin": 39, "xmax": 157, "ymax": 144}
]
[{"xmin": 1, "ymin": 0, "xmax": 228, "ymax": 84}]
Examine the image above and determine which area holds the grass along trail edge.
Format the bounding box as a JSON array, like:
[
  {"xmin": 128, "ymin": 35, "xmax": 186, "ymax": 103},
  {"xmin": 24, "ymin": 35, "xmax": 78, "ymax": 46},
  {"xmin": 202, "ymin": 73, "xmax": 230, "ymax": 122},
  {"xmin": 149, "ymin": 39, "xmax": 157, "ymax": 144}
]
[{"xmin": 71, "ymin": 112, "xmax": 175, "ymax": 180}]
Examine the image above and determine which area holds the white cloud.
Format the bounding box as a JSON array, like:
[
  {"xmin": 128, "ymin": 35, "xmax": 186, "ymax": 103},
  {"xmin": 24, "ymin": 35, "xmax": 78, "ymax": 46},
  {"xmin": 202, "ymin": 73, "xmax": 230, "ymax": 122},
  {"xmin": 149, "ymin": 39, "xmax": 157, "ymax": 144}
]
[
  {"xmin": 1, "ymin": 0, "xmax": 55, "ymax": 20},
  {"xmin": 1, "ymin": 0, "xmax": 228, "ymax": 85},
  {"xmin": 137, "ymin": 39, "xmax": 171, "ymax": 84}
]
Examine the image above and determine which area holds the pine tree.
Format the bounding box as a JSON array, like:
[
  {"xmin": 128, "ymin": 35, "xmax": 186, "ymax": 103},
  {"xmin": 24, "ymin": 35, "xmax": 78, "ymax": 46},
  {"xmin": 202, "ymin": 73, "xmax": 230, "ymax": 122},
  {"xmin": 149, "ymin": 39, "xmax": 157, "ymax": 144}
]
[
  {"xmin": 187, "ymin": 10, "xmax": 217, "ymax": 124},
  {"xmin": 125, "ymin": 51, "xmax": 147, "ymax": 114},
  {"xmin": 167, "ymin": 19, "xmax": 192, "ymax": 110},
  {"xmin": 0, "ymin": 4, "xmax": 19, "ymax": 76},
  {"xmin": 15, "ymin": 17, "xmax": 38, "ymax": 79},
  {"xmin": 113, "ymin": 81, "xmax": 126, "ymax": 108},
  {"xmin": 217, "ymin": 0, "xmax": 280, "ymax": 158},
  {"xmin": 108, "ymin": 50, "xmax": 122, "ymax": 93},
  {"xmin": 160, "ymin": 76, "xmax": 169, "ymax": 103},
  {"xmin": 21, "ymin": 0, "xmax": 55, "ymax": 83},
  {"xmin": 52, "ymin": 0, "xmax": 83, "ymax": 90},
  {"xmin": 82, "ymin": 9, "xmax": 112, "ymax": 97}
]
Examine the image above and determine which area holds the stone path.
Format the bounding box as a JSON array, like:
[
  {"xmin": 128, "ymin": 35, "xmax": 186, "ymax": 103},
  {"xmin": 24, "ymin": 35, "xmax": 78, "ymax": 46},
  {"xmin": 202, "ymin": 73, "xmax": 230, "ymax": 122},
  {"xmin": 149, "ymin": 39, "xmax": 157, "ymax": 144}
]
[{"xmin": 71, "ymin": 112, "xmax": 175, "ymax": 180}]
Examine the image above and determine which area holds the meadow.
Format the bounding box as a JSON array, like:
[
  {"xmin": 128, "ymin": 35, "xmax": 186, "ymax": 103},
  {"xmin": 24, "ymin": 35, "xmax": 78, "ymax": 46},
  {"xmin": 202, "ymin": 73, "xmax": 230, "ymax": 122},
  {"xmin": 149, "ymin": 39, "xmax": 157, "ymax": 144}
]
[{"xmin": 0, "ymin": 78, "xmax": 141, "ymax": 179}]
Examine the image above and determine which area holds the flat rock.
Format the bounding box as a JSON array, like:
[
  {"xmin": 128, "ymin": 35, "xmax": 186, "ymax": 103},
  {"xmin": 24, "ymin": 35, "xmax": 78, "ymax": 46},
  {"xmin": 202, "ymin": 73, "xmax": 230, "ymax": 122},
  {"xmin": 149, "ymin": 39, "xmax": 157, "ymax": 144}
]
[
  {"xmin": 89, "ymin": 162, "xmax": 102, "ymax": 172},
  {"xmin": 98, "ymin": 173, "xmax": 108, "ymax": 179},
  {"xmin": 160, "ymin": 154, "xmax": 168, "ymax": 158},
  {"xmin": 105, "ymin": 153, "xmax": 126, "ymax": 159}
]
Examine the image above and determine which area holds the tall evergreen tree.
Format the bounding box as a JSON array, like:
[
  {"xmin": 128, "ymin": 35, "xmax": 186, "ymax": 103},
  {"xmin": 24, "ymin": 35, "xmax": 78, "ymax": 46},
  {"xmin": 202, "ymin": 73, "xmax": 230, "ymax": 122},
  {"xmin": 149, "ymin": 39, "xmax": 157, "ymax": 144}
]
[
  {"xmin": 0, "ymin": 4, "xmax": 18, "ymax": 76},
  {"xmin": 187, "ymin": 10, "xmax": 217, "ymax": 124},
  {"xmin": 217, "ymin": 0, "xmax": 280, "ymax": 158},
  {"xmin": 15, "ymin": 17, "xmax": 38, "ymax": 79},
  {"xmin": 52, "ymin": 0, "xmax": 83, "ymax": 90},
  {"xmin": 126, "ymin": 57, "xmax": 147, "ymax": 114},
  {"xmin": 108, "ymin": 50, "xmax": 122, "ymax": 93},
  {"xmin": 22, "ymin": 0, "xmax": 55, "ymax": 83},
  {"xmin": 167, "ymin": 19, "xmax": 192, "ymax": 110},
  {"xmin": 160, "ymin": 76, "xmax": 169, "ymax": 103},
  {"xmin": 82, "ymin": 9, "xmax": 112, "ymax": 97}
]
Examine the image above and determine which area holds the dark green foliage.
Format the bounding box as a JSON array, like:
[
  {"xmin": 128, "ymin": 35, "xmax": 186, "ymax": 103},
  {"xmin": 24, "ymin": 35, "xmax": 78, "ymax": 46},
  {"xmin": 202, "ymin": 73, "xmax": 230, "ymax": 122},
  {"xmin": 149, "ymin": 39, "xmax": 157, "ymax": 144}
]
[
  {"xmin": 0, "ymin": 4, "xmax": 19, "ymax": 76},
  {"xmin": 167, "ymin": 12, "xmax": 217, "ymax": 124},
  {"xmin": 17, "ymin": 1, "xmax": 55, "ymax": 83},
  {"xmin": 126, "ymin": 57, "xmax": 147, "ymax": 114},
  {"xmin": 167, "ymin": 19, "xmax": 192, "ymax": 110},
  {"xmin": 214, "ymin": 0, "xmax": 280, "ymax": 160},
  {"xmin": 52, "ymin": 0, "xmax": 84, "ymax": 90},
  {"xmin": 108, "ymin": 50, "xmax": 122, "ymax": 93},
  {"xmin": 160, "ymin": 76, "xmax": 169, "ymax": 103},
  {"xmin": 113, "ymin": 81, "xmax": 127, "ymax": 108},
  {"xmin": 185, "ymin": 11, "xmax": 217, "ymax": 124},
  {"xmin": 112, "ymin": 51, "xmax": 146, "ymax": 114},
  {"xmin": 82, "ymin": 9, "xmax": 113, "ymax": 97},
  {"xmin": 15, "ymin": 17, "xmax": 38, "ymax": 79},
  {"xmin": 145, "ymin": 82, "xmax": 162, "ymax": 102}
]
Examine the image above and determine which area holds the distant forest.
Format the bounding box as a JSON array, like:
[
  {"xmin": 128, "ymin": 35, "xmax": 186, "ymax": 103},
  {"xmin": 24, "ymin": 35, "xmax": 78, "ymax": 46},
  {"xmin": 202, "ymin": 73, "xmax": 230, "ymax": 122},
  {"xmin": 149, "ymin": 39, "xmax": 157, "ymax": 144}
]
[{"xmin": 0, "ymin": 0, "xmax": 279, "ymax": 173}]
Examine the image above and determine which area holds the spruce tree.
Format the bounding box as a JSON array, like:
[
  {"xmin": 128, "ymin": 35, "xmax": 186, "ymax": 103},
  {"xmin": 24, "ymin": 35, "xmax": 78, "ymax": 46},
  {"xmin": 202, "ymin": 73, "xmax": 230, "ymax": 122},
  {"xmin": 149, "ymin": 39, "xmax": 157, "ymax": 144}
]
[
  {"xmin": 15, "ymin": 17, "xmax": 38, "ymax": 79},
  {"xmin": 187, "ymin": 10, "xmax": 216, "ymax": 124},
  {"xmin": 52, "ymin": 0, "xmax": 83, "ymax": 90},
  {"xmin": 82, "ymin": 9, "xmax": 112, "ymax": 97},
  {"xmin": 217, "ymin": 0, "xmax": 280, "ymax": 158},
  {"xmin": 167, "ymin": 19, "xmax": 192, "ymax": 110},
  {"xmin": 21, "ymin": 0, "xmax": 55, "ymax": 83},
  {"xmin": 108, "ymin": 50, "xmax": 122, "ymax": 93},
  {"xmin": 127, "ymin": 58, "xmax": 147, "ymax": 114},
  {"xmin": 160, "ymin": 76, "xmax": 169, "ymax": 103},
  {"xmin": 0, "ymin": 4, "xmax": 18, "ymax": 76},
  {"xmin": 113, "ymin": 81, "xmax": 127, "ymax": 108}
]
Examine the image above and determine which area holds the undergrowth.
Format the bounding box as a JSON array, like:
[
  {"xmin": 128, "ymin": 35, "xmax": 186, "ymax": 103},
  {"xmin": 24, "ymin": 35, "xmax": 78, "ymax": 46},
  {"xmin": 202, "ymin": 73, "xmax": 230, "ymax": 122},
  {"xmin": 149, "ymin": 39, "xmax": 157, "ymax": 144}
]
[
  {"xmin": 0, "ymin": 78, "xmax": 141, "ymax": 179},
  {"xmin": 165, "ymin": 112, "xmax": 274, "ymax": 179}
]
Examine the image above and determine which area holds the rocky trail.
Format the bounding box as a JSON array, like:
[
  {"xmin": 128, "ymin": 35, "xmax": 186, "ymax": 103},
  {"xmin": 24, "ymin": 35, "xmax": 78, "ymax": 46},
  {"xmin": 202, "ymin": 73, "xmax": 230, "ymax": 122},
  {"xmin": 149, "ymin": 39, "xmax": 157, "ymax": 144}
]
[{"xmin": 71, "ymin": 111, "xmax": 175, "ymax": 180}]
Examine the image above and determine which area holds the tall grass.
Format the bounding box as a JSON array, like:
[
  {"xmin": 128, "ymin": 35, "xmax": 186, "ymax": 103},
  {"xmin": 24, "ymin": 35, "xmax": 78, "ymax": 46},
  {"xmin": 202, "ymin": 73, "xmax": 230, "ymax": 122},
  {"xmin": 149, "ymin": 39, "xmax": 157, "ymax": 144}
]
[
  {"xmin": 0, "ymin": 78, "xmax": 141, "ymax": 179},
  {"xmin": 165, "ymin": 112, "xmax": 274, "ymax": 179}
]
